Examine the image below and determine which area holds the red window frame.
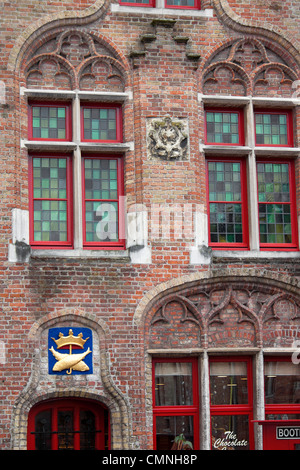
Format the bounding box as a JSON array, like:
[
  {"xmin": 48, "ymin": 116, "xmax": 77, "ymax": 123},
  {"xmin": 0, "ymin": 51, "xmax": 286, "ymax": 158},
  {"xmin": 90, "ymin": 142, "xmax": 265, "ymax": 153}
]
[
  {"xmin": 119, "ymin": 0, "xmax": 155, "ymax": 6},
  {"xmin": 206, "ymin": 157, "xmax": 249, "ymax": 250},
  {"xmin": 28, "ymin": 101, "xmax": 72, "ymax": 142},
  {"xmin": 27, "ymin": 398, "xmax": 110, "ymax": 450},
  {"xmin": 209, "ymin": 356, "xmax": 255, "ymax": 450},
  {"xmin": 80, "ymin": 103, "xmax": 123, "ymax": 143},
  {"xmin": 152, "ymin": 357, "xmax": 199, "ymax": 450},
  {"xmin": 256, "ymin": 158, "xmax": 298, "ymax": 251},
  {"xmin": 264, "ymin": 356, "xmax": 300, "ymax": 419},
  {"xmin": 28, "ymin": 153, "xmax": 73, "ymax": 249},
  {"xmin": 81, "ymin": 155, "xmax": 125, "ymax": 250},
  {"xmin": 164, "ymin": 0, "xmax": 200, "ymax": 10},
  {"xmin": 254, "ymin": 109, "xmax": 293, "ymax": 147},
  {"xmin": 118, "ymin": 0, "xmax": 201, "ymax": 8},
  {"xmin": 205, "ymin": 108, "xmax": 245, "ymax": 146}
]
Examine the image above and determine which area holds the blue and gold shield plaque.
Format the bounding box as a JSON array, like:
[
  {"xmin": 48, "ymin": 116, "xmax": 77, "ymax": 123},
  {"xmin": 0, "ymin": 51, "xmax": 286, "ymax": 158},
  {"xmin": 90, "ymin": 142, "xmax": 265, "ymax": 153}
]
[{"xmin": 48, "ymin": 327, "xmax": 93, "ymax": 375}]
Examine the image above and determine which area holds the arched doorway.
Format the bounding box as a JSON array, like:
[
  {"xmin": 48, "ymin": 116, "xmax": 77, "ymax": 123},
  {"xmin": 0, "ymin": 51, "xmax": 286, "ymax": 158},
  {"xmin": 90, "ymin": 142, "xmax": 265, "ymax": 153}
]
[{"xmin": 27, "ymin": 398, "xmax": 110, "ymax": 450}]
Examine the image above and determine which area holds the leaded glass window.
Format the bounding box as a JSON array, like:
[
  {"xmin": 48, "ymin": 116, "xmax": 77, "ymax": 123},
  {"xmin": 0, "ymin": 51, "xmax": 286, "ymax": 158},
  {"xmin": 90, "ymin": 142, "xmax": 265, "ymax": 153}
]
[
  {"xmin": 255, "ymin": 112, "xmax": 291, "ymax": 146},
  {"xmin": 30, "ymin": 156, "xmax": 71, "ymax": 245},
  {"xmin": 83, "ymin": 157, "xmax": 121, "ymax": 245},
  {"xmin": 165, "ymin": 0, "xmax": 199, "ymax": 8},
  {"xmin": 257, "ymin": 162, "xmax": 296, "ymax": 246},
  {"xmin": 82, "ymin": 106, "xmax": 121, "ymax": 142},
  {"xmin": 207, "ymin": 160, "xmax": 248, "ymax": 247},
  {"xmin": 205, "ymin": 110, "xmax": 243, "ymax": 145},
  {"xmin": 119, "ymin": 0, "xmax": 153, "ymax": 4},
  {"xmin": 29, "ymin": 104, "xmax": 71, "ymax": 141}
]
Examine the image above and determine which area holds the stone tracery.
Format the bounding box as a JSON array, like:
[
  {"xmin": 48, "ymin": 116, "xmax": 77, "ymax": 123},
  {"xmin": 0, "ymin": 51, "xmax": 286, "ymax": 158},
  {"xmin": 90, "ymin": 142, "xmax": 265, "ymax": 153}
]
[
  {"xmin": 202, "ymin": 38, "xmax": 298, "ymax": 96},
  {"xmin": 24, "ymin": 29, "xmax": 128, "ymax": 91},
  {"xmin": 148, "ymin": 281, "xmax": 300, "ymax": 349}
]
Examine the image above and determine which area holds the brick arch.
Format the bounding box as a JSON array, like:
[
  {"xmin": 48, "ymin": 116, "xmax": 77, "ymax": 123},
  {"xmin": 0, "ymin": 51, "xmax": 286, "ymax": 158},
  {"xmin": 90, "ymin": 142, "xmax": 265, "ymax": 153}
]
[
  {"xmin": 22, "ymin": 28, "xmax": 131, "ymax": 91},
  {"xmin": 11, "ymin": 308, "xmax": 131, "ymax": 450},
  {"xmin": 199, "ymin": 36, "xmax": 299, "ymax": 96},
  {"xmin": 134, "ymin": 269, "xmax": 300, "ymax": 326},
  {"xmin": 135, "ymin": 269, "xmax": 300, "ymax": 350},
  {"xmin": 212, "ymin": 0, "xmax": 300, "ymax": 68},
  {"xmin": 7, "ymin": 0, "xmax": 110, "ymax": 72}
]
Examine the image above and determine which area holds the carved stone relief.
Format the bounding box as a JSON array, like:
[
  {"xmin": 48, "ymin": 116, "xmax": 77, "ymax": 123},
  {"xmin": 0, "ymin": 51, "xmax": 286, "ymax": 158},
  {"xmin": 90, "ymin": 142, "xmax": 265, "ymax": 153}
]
[
  {"xmin": 147, "ymin": 116, "xmax": 189, "ymax": 161},
  {"xmin": 202, "ymin": 38, "xmax": 298, "ymax": 97},
  {"xmin": 25, "ymin": 30, "xmax": 127, "ymax": 91},
  {"xmin": 148, "ymin": 283, "xmax": 300, "ymax": 349}
]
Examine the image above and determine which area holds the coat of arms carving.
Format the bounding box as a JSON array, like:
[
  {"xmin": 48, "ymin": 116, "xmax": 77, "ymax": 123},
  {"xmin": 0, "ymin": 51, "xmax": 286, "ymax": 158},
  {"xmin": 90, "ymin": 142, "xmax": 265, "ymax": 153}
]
[
  {"xmin": 147, "ymin": 116, "xmax": 189, "ymax": 161},
  {"xmin": 48, "ymin": 328, "xmax": 93, "ymax": 375}
]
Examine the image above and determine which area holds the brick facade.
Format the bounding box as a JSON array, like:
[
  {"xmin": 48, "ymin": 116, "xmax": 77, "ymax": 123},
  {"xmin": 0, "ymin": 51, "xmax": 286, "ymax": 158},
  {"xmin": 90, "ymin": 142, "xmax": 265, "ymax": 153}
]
[{"xmin": 1, "ymin": 0, "xmax": 300, "ymax": 450}]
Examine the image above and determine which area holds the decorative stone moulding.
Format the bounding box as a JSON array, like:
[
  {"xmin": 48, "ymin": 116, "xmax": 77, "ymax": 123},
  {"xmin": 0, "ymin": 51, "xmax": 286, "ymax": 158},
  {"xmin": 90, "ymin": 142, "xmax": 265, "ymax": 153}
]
[
  {"xmin": 147, "ymin": 116, "xmax": 189, "ymax": 161},
  {"xmin": 202, "ymin": 37, "xmax": 298, "ymax": 97},
  {"xmin": 24, "ymin": 29, "xmax": 128, "ymax": 92}
]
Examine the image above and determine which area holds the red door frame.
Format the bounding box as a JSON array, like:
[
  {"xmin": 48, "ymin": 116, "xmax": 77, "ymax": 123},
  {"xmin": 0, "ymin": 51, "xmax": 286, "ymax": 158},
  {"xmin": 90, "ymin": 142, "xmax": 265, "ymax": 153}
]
[{"xmin": 27, "ymin": 398, "xmax": 110, "ymax": 450}]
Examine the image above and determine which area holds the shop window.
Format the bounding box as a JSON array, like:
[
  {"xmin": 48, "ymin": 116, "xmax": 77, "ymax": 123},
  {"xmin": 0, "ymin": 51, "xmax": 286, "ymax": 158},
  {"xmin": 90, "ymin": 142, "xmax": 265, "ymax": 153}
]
[
  {"xmin": 209, "ymin": 357, "xmax": 254, "ymax": 450},
  {"xmin": 28, "ymin": 102, "xmax": 72, "ymax": 141},
  {"xmin": 82, "ymin": 156, "xmax": 124, "ymax": 248},
  {"xmin": 28, "ymin": 155, "xmax": 73, "ymax": 248},
  {"xmin": 205, "ymin": 109, "xmax": 244, "ymax": 146},
  {"xmin": 27, "ymin": 399, "xmax": 109, "ymax": 450},
  {"xmin": 254, "ymin": 110, "xmax": 293, "ymax": 147},
  {"xmin": 206, "ymin": 159, "xmax": 249, "ymax": 249},
  {"xmin": 264, "ymin": 357, "xmax": 300, "ymax": 420},
  {"xmin": 152, "ymin": 358, "xmax": 199, "ymax": 450},
  {"xmin": 81, "ymin": 104, "xmax": 123, "ymax": 143},
  {"xmin": 257, "ymin": 160, "xmax": 298, "ymax": 250}
]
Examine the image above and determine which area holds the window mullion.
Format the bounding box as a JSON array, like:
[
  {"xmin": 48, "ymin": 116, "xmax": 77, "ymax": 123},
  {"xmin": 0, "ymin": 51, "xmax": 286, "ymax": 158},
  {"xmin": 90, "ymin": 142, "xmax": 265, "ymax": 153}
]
[
  {"xmin": 73, "ymin": 95, "xmax": 83, "ymax": 250},
  {"xmin": 247, "ymin": 151, "xmax": 260, "ymax": 251},
  {"xmin": 246, "ymin": 100, "xmax": 260, "ymax": 251}
]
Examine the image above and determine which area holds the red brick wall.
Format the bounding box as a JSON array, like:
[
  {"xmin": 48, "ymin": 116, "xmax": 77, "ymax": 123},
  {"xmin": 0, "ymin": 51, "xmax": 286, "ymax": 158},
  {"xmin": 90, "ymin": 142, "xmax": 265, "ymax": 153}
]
[{"xmin": 0, "ymin": 0, "xmax": 300, "ymax": 450}]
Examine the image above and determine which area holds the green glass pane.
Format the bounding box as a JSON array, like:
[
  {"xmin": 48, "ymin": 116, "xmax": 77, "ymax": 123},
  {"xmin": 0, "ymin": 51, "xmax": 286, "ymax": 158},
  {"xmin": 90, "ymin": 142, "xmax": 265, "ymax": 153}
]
[
  {"xmin": 33, "ymin": 118, "xmax": 40, "ymax": 128},
  {"xmin": 58, "ymin": 129, "xmax": 66, "ymax": 139},
  {"xmin": 57, "ymin": 108, "xmax": 65, "ymax": 118},
  {"xmin": 49, "ymin": 118, "xmax": 57, "ymax": 128},
  {"xmin": 100, "ymin": 109, "xmax": 108, "ymax": 119}
]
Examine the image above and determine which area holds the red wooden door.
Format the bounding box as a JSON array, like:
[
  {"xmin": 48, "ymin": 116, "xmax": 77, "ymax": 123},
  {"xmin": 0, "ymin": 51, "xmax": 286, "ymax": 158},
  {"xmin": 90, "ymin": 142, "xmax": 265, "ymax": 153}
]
[{"xmin": 27, "ymin": 398, "xmax": 109, "ymax": 450}]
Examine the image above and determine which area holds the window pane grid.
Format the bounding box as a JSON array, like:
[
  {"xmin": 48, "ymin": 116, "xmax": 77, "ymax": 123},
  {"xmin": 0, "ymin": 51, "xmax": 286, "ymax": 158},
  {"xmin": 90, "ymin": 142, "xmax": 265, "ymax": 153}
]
[
  {"xmin": 32, "ymin": 157, "xmax": 68, "ymax": 243},
  {"xmin": 84, "ymin": 158, "xmax": 119, "ymax": 243},
  {"xmin": 31, "ymin": 106, "xmax": 66, "ymax": 140},
  {"xmin": 257, "ymin": 163, "xmax": 292, "ymax": 244},
  {"xmin": 206, "ymin": 112, "xmax": 240, "ymax": 145},
  {"xmin": 255, "ymin": 113, "xmax": 288, "ymax": 146},
  {"xmin": 83, "ymin": 108, "xmax": 117, "ymax": 141},
  {"xmin": 120, "ymin": 0, "xmax": 152, "ymax": 3},
  {"xmin": 166, "ymin": 0, "xmax": 196, "ymax": 7},
  {"xmin": 208, "ymin": 161, "xmax": 245, "ymax": 245}
]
